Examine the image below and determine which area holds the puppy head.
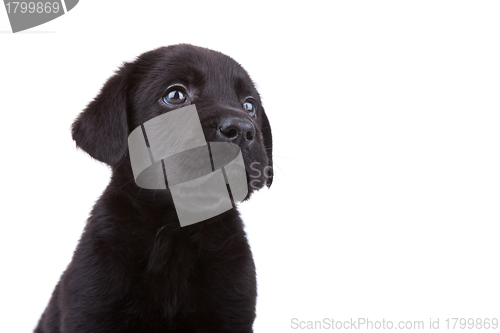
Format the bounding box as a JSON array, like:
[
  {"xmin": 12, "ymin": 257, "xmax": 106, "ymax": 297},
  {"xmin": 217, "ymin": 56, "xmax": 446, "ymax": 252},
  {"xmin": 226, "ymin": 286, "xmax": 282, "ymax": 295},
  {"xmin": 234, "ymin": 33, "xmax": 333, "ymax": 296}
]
[{"xmin": 72, "ymin": 44, "xmax": 273, "ymax": 196}]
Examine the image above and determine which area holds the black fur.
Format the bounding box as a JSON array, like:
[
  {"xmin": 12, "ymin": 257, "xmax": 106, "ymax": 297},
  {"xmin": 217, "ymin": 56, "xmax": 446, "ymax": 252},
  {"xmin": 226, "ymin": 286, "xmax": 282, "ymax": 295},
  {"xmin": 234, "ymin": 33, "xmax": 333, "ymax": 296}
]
[{"xmin": 35, "ymin": 44, "xmax": 272, "ymax": 333}]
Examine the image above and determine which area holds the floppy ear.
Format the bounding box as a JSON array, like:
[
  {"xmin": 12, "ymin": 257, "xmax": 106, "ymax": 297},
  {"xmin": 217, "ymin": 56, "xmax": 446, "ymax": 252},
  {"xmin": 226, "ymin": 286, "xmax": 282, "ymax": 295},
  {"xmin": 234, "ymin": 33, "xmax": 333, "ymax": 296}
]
[
  {"xmin": 261, "ymin": 108, "xmax": 273, "ymax": 187},
  {"xmin": 71, "ymin": 70, "xmax": 129, "ymax": 166}
]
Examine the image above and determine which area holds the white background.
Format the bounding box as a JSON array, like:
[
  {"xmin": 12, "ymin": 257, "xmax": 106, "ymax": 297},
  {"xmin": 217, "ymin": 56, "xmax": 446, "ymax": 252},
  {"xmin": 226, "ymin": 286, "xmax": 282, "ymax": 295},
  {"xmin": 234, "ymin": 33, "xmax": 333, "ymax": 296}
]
[{"xmin": 1, "ymin": 1, "xmax": 499, "ymax": 332}]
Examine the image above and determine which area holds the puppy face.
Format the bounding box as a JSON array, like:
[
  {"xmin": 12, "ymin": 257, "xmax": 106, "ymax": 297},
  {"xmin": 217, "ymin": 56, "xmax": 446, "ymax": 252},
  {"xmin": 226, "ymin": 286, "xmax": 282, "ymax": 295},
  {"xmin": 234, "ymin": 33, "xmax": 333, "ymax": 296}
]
[{"xmin": 72, "ymin": 44, "xmax": 272, "ymax": 197}]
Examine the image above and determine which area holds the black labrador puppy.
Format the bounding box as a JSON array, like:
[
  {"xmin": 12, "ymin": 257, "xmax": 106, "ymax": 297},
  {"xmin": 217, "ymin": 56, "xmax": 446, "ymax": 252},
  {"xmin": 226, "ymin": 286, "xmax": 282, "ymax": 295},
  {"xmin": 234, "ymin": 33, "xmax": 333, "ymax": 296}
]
[{"xmin": 35, "ymin": 44, "xmax": 272, "ymax": 333}]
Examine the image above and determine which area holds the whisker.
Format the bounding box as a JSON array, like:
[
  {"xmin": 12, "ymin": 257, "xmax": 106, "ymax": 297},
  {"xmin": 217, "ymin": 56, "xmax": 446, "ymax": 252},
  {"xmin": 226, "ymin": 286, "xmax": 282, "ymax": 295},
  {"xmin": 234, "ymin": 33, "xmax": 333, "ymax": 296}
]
[
  {"xmin": 218, "ymin": 215, "xmax": 232, "ymax": 235},
  {"xmin": 113, "ymin": 178, "xmax": 135, "ymax": 192},
  {"xmin": 156, "ymin": 225, "xmax": 167, "ymax": 238}
]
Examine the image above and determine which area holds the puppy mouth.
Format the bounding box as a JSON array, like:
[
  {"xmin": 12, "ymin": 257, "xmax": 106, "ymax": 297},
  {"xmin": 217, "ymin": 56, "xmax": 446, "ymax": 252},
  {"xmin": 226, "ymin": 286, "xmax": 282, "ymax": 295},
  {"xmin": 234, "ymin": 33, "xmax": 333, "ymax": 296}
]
[{"xmin": 200, "ymin": 120, "xmax": 268, "ymax": 193}]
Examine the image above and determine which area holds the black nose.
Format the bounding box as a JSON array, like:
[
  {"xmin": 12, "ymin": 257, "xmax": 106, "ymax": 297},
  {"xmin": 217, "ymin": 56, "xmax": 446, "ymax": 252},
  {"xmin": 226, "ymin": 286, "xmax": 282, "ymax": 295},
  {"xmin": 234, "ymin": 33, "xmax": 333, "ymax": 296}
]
[{"xmin": 217, "ymin": 117, "xmax": 255, "ymax": 147}]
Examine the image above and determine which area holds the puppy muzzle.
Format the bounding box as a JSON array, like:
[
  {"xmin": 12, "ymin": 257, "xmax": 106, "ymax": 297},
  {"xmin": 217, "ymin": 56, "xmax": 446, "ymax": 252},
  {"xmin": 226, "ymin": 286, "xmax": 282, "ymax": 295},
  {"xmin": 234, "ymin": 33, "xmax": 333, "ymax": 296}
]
[{"xmin": 128, "ymin": 105, "xmax": 248, "ymax": 227}]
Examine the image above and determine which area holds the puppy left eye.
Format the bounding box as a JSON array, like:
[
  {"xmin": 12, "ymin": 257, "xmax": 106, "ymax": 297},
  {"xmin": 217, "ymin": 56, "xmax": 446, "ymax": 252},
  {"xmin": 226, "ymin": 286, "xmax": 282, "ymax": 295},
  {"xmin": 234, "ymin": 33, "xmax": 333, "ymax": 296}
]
[
  {"xmin": 243, "ymin": 101, "xmax": 256, "ymax": 117},
  {"xmin": 163, "ymin": 89, "xmax": 186, "ymax": 105}
]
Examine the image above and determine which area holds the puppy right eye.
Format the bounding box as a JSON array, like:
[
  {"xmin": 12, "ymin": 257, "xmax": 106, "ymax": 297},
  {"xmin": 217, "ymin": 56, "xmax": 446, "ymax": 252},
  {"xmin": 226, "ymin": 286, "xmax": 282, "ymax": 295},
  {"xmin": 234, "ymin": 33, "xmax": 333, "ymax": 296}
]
[{"xmin": 163, "ymin": 89, "xmax": 187, "ymax": 105}]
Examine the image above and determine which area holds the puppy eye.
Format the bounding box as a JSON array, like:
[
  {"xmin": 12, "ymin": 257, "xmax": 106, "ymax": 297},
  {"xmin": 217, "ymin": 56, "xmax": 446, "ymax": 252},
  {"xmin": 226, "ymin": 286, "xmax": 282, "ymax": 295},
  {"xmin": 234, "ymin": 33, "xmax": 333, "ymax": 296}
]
[
  {"xmin": 163, "ymin": 89, "xmax": 186, "ymax": 105},
  {"xmin": 243, "ymin": 101, "xmax": 256, "ymax": 117}
]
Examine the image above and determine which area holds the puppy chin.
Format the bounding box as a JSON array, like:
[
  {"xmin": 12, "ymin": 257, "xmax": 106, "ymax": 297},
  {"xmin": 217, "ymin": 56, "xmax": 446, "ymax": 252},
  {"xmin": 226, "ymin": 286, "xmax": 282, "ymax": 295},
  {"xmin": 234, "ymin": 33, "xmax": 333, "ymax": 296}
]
[
  {"xmin": 247, "ymin": 178, "xmax": 265, "ymax": 195},
  {"xmin": 243, "ymin": 166, "xmax": 267, "ymax": 198}
]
